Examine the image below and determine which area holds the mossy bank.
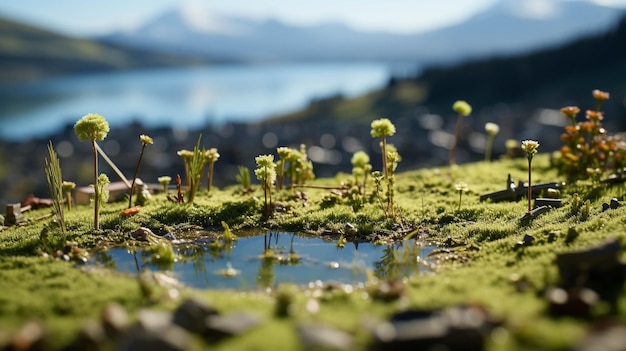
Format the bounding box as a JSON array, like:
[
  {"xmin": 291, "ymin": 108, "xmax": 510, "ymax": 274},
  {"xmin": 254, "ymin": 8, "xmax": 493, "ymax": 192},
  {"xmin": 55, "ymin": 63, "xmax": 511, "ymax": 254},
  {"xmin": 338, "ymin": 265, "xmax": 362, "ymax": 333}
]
[{"xmin": 2, "ymin": 154, "xmax": 626, "ymax": 350}]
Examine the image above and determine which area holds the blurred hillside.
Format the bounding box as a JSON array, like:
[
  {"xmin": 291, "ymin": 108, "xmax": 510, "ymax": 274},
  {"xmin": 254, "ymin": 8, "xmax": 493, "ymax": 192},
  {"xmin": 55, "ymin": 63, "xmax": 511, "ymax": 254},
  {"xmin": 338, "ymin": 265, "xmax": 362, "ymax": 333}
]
[{"xmin": 0, "ymin": 18, "xmax": 210, "ymax": 83}]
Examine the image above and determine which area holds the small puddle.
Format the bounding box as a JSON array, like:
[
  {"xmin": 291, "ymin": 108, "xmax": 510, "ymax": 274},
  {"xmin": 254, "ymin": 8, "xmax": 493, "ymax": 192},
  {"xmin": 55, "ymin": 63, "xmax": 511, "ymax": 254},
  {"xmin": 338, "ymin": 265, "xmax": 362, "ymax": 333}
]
[{"xmin": 90, "ymin": 232, "xmax": 436, "ymax": 290}]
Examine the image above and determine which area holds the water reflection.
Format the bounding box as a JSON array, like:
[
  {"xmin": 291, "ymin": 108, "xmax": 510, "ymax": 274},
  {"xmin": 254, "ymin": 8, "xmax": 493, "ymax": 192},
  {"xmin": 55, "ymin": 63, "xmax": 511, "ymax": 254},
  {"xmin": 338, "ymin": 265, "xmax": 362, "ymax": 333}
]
[{"xmin": 90, "ymin": 232, "xmax": 435, "ymax": 290}]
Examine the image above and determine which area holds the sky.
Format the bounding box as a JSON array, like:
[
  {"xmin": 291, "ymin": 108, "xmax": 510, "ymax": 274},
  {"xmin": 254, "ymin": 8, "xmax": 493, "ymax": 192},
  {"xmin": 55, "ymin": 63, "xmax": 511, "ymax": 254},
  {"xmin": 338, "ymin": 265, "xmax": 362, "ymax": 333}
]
[{"xmin": 0, "ymin": 0, "xmax": 625, "ymax": 36}]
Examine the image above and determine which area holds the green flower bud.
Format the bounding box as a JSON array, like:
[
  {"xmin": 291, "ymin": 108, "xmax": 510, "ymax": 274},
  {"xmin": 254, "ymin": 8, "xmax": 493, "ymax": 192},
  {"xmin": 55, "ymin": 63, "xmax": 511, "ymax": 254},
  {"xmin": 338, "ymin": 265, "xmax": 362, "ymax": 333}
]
[{"xmin": 74, "ymin": 113, "xmax": 110, "ymax": 141}]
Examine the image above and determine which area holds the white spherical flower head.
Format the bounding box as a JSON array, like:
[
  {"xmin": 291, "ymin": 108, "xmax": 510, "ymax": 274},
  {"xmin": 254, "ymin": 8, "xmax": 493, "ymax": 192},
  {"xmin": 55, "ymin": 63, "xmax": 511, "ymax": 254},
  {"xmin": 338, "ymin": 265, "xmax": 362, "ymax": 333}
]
[{"xmin": 485, "ymin": 122, "xmax": 500, "ymax": 136}]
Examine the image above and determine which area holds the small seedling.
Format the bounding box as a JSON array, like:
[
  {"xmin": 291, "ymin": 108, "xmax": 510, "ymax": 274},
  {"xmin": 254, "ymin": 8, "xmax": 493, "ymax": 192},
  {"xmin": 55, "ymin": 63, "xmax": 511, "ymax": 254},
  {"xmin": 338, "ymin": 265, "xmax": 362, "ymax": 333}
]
[
  {"xmin": 455, "ymin": 181, "xmax": 469, "ymax": 211},
  {"xmin": 484, "ymin": 122, "xmax": 500, "ymax": 162},
  {"xmin": 521, "ymin": 140, "xmax": 540, "ymax": 212},
  {"xmin": 236, "ymin": 166, "xmax": 252, "ymax": 193},
  {"xmin": 157, "ymin": 176, "xmax": 171, "ymax": 194},
  {"xmin": 255, "ymin": 154, "xmax": 277, "ymax": 217},
  {"xmin": 449, "ymin": 100, "xmax": 472, "ymax": 166},
  {"xmin": 74, "ymin": 113, "xmax": 109, "ymax": 230},
  {"xmin": 45, "ymin": 142, "xmax": 66, "ymax": 236},
  {"xmin": 129, "ymin": 134, "xmax": 153, "ymax": 208},
  {"xmin": 276, "ymin": 147, "xmax": 292, "ymax": 190},
  {"xmin": 61, "ymin": 181, "xmax": 75, "ymax": 211},
  {"xmin": 205, "ymin": 148, "xmax": 220, "ymax": 193}
]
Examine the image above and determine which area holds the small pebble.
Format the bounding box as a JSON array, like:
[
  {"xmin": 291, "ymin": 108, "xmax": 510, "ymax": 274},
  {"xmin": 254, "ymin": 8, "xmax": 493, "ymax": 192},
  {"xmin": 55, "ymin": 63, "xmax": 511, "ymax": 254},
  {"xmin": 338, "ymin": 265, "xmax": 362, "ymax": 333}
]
[
  {"xmin": 602, "ymin": 202, "xmax": 610, "ymax": 212},
  {"xmin": 610, "ymin": 198, "xmax": 620, "ymax": 209}
]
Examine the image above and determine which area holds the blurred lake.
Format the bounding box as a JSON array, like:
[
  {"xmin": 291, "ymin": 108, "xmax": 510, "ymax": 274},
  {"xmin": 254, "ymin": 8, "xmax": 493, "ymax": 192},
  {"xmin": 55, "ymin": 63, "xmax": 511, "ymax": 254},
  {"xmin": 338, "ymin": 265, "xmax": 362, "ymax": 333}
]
[{"xmin": 0, "ymin": 61, "xmax": 418, "ymax": 141}]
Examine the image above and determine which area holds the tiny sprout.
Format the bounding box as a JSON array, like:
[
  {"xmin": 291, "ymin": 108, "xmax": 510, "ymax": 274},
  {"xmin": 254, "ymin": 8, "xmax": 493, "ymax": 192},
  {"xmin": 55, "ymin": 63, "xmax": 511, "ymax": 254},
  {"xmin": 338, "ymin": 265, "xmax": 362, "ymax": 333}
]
[
  {"xmin": 449, "ymin": 100, "xmax": 472, "ymax": 166},
  {"xmin": 484, "ymin": 122, "xmax": 500, "ymax": 162},
  {"xmin": 74, "ymin": 113, "xmax": 109, "ymax": 230},
  {"xmin": 455, "ymin": 182, "xmax": 469, "ymax": 211},
  {"xmin": 276, "ymin": 146, "xmax": 292, "ymax": 190},
  {"xmin": 62, "ymin": 181, "xmax": 76, "ymax": 210},
  {"xmin": 370, "ymin": 118, "xmax": 396, "ymax": 180},
  {"xmin": 129, "ymin": 134, "xmax": 153, "ymax": 208},
  {"xmin": 521, "ymin": 140, "xmax": 540, "ymax": 212},
  {"xmin": 255, "ymin": 154, "xmax": 277, "ymax": 217},
  {"xmin": 158, "ymin": 176, "xmax": 171, "ymax": 194},
  {"xmin": 205, "ymin": 148, "xmax": 220, "ymax": 193}
]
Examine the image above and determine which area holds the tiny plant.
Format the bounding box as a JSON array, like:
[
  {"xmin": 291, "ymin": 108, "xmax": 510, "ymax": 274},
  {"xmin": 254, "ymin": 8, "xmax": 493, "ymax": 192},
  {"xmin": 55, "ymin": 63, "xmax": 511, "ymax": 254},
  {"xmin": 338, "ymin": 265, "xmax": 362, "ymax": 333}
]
[
  {"xmin": 351, "ymin": 150, "xmax": 372, "ymax": 195},
  {"xmin": 45, "ymin": 142, "xmax": 66, "ymax": 236},
  {"xmin": 370, "ymin": 118, "xmax": 396, "ymax": 180},
  {"xmin": 484, "ymin": 122, "xmax": 500, "ymax": 162},
  {"xmin": 74, "ymin": 113, "xmax": 109, "ymax": 230},
  {"xmin": 186, "ymin": 136, "xmax": 207, "ymax": 204},
  {"xmin": 61, "ymin": 181, "xmax": 75, "ymax": 211},
  {"xmin": 96, "ymin": 173, "xmax": 110, "ymax": 207},
  {"xmin": 521, "ymin": 140, "xmax": 540, "ymax": 212},
  {"xmin": 221, "ymin": 221, "xmax": 237, "ymax": 242},
  {"xmin": 276, "ymin": 147, "xmax": 292, "ymax": 190},
  {"xmin": 236, "ymin": 166, "xmax": 251, "ymax": 193},
  {"xmin": 255, "ymin": 154, "xmax": 277, "ymax": 217},
  {"xmin": 371, "ymin": 119, "xmax": 400, "ymax": 218},
  {"xmin": 205, "ymin": 148, "xmax": 220, "ymax": 193},
  {"xmin": 455, "ymin": 181, "xmax": 469, "ymax": 211},
  {"xmin": 449, "ymin": 100, "xmax": 472, "ymax": 166},
  {"xmin": 558, "ymin": 89, "xmax": 625, "ymax": 180},
  {"xmin": 157, "ymin": 176, "xmax": 171, "ymax": 194},
  {"xmin": 176, "ymin": 149, "xmax": 194, "ymax": 188},
  {"xmin": 129, "ymin": 134, "xmax": 153, "ymax": 208}
]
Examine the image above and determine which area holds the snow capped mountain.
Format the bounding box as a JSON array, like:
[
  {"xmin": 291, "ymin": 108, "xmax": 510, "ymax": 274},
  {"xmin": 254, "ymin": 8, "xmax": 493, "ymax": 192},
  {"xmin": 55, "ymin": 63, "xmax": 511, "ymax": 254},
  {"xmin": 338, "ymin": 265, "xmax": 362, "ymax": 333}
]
[{"xmin": 100, "ymin": 0, "xmax": 626, "ymax": 62}]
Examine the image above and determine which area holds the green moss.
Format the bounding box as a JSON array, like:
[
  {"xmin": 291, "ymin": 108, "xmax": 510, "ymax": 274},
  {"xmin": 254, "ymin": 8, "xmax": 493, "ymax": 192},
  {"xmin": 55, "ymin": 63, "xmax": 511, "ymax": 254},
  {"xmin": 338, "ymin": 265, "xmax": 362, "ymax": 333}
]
[{"xmin": 3, "ymin": 154, "xmax": 626, "ymax": 350}]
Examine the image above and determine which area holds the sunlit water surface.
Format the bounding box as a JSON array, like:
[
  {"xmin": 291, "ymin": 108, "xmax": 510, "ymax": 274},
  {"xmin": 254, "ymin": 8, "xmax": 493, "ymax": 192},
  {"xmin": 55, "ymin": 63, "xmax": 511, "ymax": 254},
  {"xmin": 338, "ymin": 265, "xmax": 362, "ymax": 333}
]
[
  {"xmin": 0, "ymin": 62, "xmax": 418, "ymax": 140},
  {"xmin": 90, "ymin": 232, "xmax": 435, "ymax": 290}
]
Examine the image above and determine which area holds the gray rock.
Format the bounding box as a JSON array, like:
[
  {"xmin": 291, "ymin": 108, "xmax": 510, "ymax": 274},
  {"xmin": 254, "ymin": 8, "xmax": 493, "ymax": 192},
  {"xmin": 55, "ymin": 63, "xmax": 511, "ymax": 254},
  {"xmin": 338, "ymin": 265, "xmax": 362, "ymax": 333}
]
[
  {"xmin": 118, "ymin": 325, "xmax": 189, "ymax": 351},
  {"xmin": 136, "ymin": 309, "xmax": 172, "ymax": 333},
  {"xmin": 205, "ymin": 312, "xmax": 263, "ymax": 339},
  {"xmin": 297, "ymin": 323, "xmax": 353, "ymax": 350},
  {"xmin": 101, "ymin": 303, "xmax": 129, "ymax": 340},
  {"xmin": 9, "ymin": 320, "xmax": 46, "ymax": 351},
  {"xmin": 5, "ymin": 203, "xmax": 24, "ymax": 226},
  {"xmin": 66, "ymin": 321, "xmax": 107, "ymax": 351},
  {"xmin": 371, "ymin": 307, "xmax": 489, "ymax": 351},
  {"xmin": 574, "ymin": 325, "xmax": 626, "ymax": 351},
  {"xmin": 172, "ymin": 297, "xmax": 219, "ymax": 335}
]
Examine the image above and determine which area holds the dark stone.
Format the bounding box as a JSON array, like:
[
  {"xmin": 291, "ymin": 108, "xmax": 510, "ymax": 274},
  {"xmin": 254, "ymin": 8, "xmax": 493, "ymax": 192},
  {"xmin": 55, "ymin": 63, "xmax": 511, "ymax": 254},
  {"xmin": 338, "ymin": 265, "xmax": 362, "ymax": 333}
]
[
  {"xmin": 118, "ymin": 326, "xmax": 189, "ymax": 351},
  {"xmin": 520, "ymin": 206, "xmax": 550, "ymax": 222},
  {"xmin": 602, "ymin": 202, "xmax": 610, "ymax": 212},
  {"xmin": 204, "ymin": 312, "xmax": 263, "ymax": 339},
  {"xmin": 65, "ymin": 321, "xmax": 107, "ymax": 351},
  {"xmin": 522, "ymin": 234, "xmax": 535, "ymax": 246},
  {"xmin": 297, "ymin": 323, "xmax": 353, "ymax": 350},
  {"xmin": 5, "ymin": 203, "xmax": 25, "ymax": 226},
  {"xmin": 172, "ymin": 297, "xmax": 219, "ymax": 335},
  {"xmin": 556, "ymin": 238, "xmax": 626, "ymax": 312},
  {"xmin": 534, "ymin": 198, "xmax": 562, "ymax": 208},
  {"xmin": 546, "ymin": 287, "xmax": 599, "ymax": 318},
  {"xmin": 371, "ymin": 306, "xmax": 489, "ymax": 351},
  {"xmin": 610, "ymin": 198, "xmax": 620, "ymax": 209},
  {"xmin": 574, "ymin": 325, "xmax": 626, "ymax": 351}
]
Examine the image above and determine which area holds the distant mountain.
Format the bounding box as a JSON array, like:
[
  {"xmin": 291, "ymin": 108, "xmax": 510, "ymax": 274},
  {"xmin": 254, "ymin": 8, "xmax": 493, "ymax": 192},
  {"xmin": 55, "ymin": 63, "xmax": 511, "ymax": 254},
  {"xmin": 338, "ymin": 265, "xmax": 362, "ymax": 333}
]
[
  {"xmin": 101, "ymin": 0, "xmax": 625, "ymax": 62},
  {"xmin": 0, "ymin": 17, "xmax": 210, "ymax": 83}
]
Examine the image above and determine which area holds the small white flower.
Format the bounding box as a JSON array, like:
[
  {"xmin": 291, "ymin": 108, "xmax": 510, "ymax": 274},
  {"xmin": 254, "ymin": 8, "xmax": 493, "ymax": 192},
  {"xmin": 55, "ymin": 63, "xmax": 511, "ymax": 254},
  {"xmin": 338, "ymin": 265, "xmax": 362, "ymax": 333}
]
[
  {"xmin": 521, "ymin": 140, "xmax": 539, "ymax": 156},
  {"xmin": 485, "ymin": 122, "xmax": 500, "ymax": 136}
]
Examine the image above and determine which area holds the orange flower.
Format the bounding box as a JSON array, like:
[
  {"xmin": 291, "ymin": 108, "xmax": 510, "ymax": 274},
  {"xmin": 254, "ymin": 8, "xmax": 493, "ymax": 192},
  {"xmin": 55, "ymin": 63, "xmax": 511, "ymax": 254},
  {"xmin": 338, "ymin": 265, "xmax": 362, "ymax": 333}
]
[
  {"xmin": 592, "ymin": 89, "xmax": 610, "ymax": 102},
  {"xmin": 560, "ymin": 106, "xmax": 580, "ymax": 118},
  {"xmin": 586, "ymin": 110, "xmax": 604, "ymax": 122}
]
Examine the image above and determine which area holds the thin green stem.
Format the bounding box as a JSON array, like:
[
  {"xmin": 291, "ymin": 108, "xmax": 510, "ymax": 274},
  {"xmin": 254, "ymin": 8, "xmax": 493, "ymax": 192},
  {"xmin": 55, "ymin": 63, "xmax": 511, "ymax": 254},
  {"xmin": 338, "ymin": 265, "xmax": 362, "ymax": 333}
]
[
  {"xmin": 527, "ymin": 158, "xmax": 532, "ymax": 212},
  {"xmin": 449, "ymin": 114, "xmax": 463, "ymax": 166},
  {"xmin": 128, "ymin": 144, "xmax": 146, "ymax": 208},
  {"xmin": 91, "ymin": 140, "xmax": 99, "ymax": 230}
]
